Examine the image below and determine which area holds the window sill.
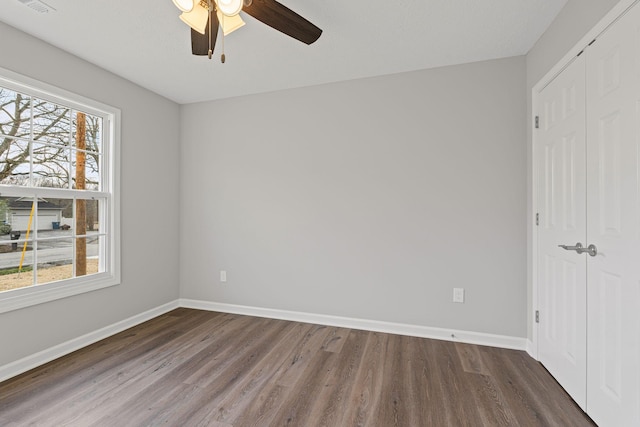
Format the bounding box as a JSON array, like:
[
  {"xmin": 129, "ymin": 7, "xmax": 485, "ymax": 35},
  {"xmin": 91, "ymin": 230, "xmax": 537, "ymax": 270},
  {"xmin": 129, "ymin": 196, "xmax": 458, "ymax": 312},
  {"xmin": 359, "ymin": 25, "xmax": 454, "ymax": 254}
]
[{"xmin": 0, "ymin": 273, "xmax": 120, "ymax": 314}]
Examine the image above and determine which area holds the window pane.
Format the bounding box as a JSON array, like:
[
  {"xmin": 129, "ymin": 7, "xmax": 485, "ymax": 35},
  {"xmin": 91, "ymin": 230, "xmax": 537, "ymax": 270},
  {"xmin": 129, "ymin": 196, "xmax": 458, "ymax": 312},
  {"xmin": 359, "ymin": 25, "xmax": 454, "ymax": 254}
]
[
  {"xmin": 75, "ymin": 198, "xmax": 101, "ymax": 233},
  {"xmin": 0, "ymin": 195, "xmax": 34, "ymax": 291},
  {"xmin": 0, "ymin": 240, "xmax": 34, "ymax": 292},
  {"xmin": 88, "ymin": 199, "xmax": 100, "ymax": 231},
  {"xmin": 36, "ymin": 238, "xmax": 73, "ymax": 284},
  {"xmin": 43, "ymin": 197, "xmax": 73, "ymax": 231},
  {"xmin": 76, "ymin": 236, "xmax": 101, "ymax": 277},
  {"xmin": 32, "ymin": 99, "xmax": 70, "ymax": 146},
  {"xmin": 72, "ymin": 150, "xmax": 100, "ymax": 190},
  {"xmin": 32, "ymin": 143, "xmax": 70, "ymax": 188},
  {"xmin": 0, "ymin": 138, "xmax": 30, "ymax": 186},
  {"xmin": 73, "ymin": 111, "xmax": 102, "ymax": 154},
  {"xmin": 2, "ymin": 196, "xmax": 37, "ymax": 233},
  {"xmin": 0, "ymin": 87, "xmax": 31, "ymax": 139}
]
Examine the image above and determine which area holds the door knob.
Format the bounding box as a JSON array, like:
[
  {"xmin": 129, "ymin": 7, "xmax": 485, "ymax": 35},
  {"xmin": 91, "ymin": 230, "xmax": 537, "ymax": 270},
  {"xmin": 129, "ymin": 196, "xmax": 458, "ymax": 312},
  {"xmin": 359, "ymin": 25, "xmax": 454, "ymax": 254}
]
[
  {"xmin": 584, "ymin": 244, "xmax": 597, "ymax": 257},
  {"xmin": 559, "ymin": 242, "xmax": 584, "ymax": 252},
  {"xmin": 558, "ymin": 242, "xmax": 598, "ymax": 257}
]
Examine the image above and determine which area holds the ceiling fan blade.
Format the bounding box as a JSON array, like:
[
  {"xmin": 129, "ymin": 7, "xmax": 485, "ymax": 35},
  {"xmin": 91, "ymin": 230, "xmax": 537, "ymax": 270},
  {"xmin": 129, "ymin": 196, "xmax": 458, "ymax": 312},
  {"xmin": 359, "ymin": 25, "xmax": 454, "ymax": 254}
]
[
  {"xmin": 242, "ymin": 0, "xmax": 322, "ymax": 45},
  {"xmin": 191, "ymin": 13, "xmax": 220, "ymax": 56}
]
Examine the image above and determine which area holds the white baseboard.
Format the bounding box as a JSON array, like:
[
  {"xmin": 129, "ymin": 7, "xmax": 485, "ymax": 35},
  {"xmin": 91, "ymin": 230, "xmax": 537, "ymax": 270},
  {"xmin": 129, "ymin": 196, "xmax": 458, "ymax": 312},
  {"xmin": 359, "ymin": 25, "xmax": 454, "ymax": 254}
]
[
  {"xmin": 180, "ymin": 299, "xmax": 527, "ymax": 351},
  {"xmin": 0, "ymin": 299, "xmax": 529, "ymax": 384},
  {"xmin": 526, "ymin": 339, "xmax": 537, "ymax": 359},
  {"xmin": 0, "ymin": 300, "xmax": 180, "ymax": 383}
]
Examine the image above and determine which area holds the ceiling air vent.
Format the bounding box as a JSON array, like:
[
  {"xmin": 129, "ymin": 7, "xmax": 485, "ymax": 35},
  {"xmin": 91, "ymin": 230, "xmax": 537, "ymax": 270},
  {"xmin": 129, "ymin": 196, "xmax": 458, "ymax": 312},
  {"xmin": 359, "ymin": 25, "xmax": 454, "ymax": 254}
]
[{"xmin": 17, "ymin": 0, "xmax": 56, "ymax": 13}]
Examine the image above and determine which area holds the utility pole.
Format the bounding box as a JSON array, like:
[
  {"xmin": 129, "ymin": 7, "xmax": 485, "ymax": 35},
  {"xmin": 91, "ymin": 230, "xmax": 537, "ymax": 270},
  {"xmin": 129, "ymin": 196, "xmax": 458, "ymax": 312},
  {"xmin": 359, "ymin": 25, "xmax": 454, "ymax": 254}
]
[{"xmin": 75, "ymin": 112, "xmax": 87, "ymax": 276}]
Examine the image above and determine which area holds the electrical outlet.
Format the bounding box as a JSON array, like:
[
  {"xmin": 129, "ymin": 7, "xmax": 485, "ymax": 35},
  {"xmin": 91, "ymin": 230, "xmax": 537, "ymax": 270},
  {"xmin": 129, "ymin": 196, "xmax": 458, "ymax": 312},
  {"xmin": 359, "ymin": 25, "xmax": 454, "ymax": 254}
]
[
  {"xmin": 453, "ymin": 288, "xmax": 464, "ymax": 303},
  {"xmin": 220, "ymin": 270, "xmax": 227, "ymax": 283}
]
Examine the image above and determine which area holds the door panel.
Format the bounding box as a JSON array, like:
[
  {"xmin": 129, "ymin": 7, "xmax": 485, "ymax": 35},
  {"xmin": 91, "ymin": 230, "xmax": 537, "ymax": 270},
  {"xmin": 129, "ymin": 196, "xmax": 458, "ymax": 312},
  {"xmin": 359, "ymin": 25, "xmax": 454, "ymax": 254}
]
[
  {"xmin": 597, "ymin": 111, "xmax": 622, "ymax": 236},
  {"xmin": 537, "ymin": 54, "xmax": 587, "ymax": 410},
  {"xmin": 586, "ymin": 3, "xmax": 640, "ymax": 425}
]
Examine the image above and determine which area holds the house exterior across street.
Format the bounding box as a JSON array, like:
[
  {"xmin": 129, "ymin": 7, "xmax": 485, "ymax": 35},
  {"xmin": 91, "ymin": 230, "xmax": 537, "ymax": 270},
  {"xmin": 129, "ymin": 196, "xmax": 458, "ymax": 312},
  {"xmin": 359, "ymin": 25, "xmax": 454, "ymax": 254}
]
[{"xmin": 6, "ymin": 199, "xmax": 63, "ymax": 231}]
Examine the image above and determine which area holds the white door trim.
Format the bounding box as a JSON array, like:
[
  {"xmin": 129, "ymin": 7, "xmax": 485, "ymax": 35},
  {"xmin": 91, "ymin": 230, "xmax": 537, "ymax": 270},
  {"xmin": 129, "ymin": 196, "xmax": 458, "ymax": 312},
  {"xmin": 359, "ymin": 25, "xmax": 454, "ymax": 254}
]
[{"xmin": 530, "ymin": 0, "xmax": 639, "ymax": 360}]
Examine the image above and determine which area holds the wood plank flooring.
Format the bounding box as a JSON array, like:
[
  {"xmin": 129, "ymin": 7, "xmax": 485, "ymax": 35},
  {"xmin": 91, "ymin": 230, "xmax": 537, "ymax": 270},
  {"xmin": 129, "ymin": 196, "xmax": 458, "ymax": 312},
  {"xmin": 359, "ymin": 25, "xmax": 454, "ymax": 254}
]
[{"xmin": 0, "ymin": 309, "xmax": 596, "ymax": 426}]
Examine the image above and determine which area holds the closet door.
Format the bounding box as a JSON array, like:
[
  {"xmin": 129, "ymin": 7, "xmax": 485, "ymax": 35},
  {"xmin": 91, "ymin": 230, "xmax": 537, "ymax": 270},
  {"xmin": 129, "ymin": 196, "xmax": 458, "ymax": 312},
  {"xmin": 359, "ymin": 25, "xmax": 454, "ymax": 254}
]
[
  {"xmin": 537, "ymin": 54, "xmax": 587, "ymax": 410},
  {"xmin": 585, "ymin": 3, "xmax": 640, "ymax": 426}
]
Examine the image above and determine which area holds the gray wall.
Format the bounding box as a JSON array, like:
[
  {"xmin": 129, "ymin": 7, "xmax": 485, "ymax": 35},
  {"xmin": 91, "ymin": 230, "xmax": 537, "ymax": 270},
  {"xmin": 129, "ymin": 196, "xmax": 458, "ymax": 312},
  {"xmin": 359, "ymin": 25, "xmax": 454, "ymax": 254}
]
[
  {"xmin": 0, "ymin": 22, "xmax": 180, "ymax": 366},
  {"xmin": 180, "ymin": 57, "xmax": 527, "ymax": 337},
  {"xmin": 525, "ymin": 0, "xmax": 620, "ymax": 338}
]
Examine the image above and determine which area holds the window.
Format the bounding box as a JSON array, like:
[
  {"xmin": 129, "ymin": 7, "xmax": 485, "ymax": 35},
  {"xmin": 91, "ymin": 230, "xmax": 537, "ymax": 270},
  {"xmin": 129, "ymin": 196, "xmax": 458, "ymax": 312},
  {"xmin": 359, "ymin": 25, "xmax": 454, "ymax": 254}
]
[{"xmin": 0, "ymin": 67, "xmax": 120, "ymax": 313}]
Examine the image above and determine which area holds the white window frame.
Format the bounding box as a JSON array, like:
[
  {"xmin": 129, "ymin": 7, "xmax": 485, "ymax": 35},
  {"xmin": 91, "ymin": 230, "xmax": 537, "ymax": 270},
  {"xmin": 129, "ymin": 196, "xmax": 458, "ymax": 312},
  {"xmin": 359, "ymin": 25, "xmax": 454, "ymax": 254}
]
[{"xmin": 0, "ymin": 67, "xmax": 120, "ymax": 314}]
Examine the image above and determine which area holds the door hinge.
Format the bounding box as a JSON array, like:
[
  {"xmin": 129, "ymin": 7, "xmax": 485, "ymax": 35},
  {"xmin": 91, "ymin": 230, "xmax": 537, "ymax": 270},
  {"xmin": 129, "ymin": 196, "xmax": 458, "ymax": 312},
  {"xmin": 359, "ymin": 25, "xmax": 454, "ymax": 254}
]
[
  {"xmin": 535, "ymin": 116, "xmax": 540, "ymax": 129},
  {"xmin": 536, "ymin": 213, "xmax": 539, "ymax": 226},
  {"xmin": 535, "ymin": 310, "xmax": 540, "ymax": 323}
]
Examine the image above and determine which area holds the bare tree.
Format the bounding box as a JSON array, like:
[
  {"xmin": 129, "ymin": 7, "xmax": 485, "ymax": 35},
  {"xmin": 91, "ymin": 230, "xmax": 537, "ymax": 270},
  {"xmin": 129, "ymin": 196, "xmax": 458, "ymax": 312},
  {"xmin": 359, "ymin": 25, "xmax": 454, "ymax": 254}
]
[
  {"xmin": 1, "ymin": 88, "xmax": 68, "ymax": 184},
  {"xmin": 1, "ymin": 87, "xmax": 101, "ymax": 189}
]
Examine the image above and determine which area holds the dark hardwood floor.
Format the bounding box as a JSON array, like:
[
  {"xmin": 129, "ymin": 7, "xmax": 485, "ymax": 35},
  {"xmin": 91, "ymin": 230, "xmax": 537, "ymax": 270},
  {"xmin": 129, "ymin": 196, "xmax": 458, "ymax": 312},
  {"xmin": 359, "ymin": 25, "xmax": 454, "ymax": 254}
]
[{"xmin": 0, "ymin": 308, "xmax": 595, "ymax": 426}]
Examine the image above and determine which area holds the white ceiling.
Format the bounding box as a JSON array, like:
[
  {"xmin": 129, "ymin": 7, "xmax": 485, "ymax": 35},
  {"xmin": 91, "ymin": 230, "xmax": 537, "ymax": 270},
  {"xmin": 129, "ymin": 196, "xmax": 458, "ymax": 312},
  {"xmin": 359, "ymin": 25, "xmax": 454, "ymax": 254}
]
[{"xmin": 0, "ymin": 0, "xmax": 567, "ymax": 104}]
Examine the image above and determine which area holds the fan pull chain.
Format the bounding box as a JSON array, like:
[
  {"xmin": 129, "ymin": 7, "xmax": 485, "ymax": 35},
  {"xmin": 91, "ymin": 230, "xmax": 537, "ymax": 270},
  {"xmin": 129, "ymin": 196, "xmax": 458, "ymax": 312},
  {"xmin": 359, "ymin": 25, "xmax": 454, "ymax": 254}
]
[
  {"xmin": 207, "ymin": 3, "xmax": 213, "ymax": 59},
  {"xmin": 221, "ymin": 14, "xmax": 226, "ymax": 63}
]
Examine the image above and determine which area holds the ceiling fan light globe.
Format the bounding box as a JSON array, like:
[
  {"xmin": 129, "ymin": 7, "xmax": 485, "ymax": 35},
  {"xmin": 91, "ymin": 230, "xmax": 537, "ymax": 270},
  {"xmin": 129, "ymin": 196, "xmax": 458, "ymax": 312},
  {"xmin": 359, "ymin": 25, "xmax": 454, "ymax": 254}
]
[
  {"xmin": 216, "ymin": 0, "xmax": 242, "ymax": 16},
  {"xmin": 180, "ymin": 3, "xmax": 209, "ymax": 34},
  {"xmin": 172, "ymin": 0, "xmax": 194, "ymax": 13},
  {"xmin": 216, "ymin": 9, "xmax": 245, "ymax": 35}
]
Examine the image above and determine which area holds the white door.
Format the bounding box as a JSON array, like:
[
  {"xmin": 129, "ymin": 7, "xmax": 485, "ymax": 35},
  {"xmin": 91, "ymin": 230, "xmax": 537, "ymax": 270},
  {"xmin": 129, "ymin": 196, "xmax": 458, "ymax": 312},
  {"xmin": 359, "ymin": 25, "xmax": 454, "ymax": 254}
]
[
  {"xmin": 585, "ymin": 3, "xmax": 640, "ymax": 425},
  {"xmin": 537, "ymin": 54, "xmax": 587, "ymax": 410}
]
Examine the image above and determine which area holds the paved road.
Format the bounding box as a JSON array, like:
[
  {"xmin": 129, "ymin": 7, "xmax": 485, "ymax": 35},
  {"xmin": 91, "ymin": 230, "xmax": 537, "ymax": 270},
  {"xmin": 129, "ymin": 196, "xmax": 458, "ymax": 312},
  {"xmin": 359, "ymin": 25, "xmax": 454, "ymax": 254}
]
[{"xmin": 0, "ymin": 230, "xmax": 100, "ymax": 269}]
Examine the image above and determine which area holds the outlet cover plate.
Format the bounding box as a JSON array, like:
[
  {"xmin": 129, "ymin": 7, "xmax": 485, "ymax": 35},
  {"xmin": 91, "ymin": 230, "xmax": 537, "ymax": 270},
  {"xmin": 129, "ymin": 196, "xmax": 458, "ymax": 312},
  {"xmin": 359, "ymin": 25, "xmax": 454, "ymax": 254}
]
[{"xmin": 453, "ymin": 288, "xmax": 464, "ymax": 303}]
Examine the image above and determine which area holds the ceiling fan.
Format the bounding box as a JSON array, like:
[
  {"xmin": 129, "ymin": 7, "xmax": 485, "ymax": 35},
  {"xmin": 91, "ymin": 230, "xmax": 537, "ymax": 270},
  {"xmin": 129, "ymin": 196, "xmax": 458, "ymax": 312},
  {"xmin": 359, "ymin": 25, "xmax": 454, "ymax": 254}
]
[{"xmin": 171, "ymin": 0, "xmax": 322, "ymax": 62}]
